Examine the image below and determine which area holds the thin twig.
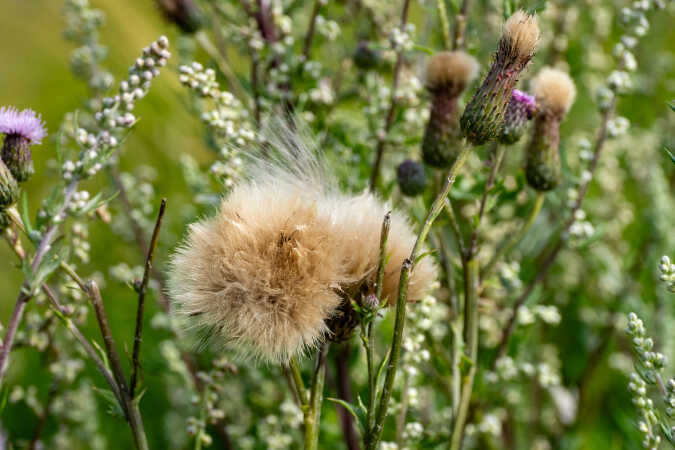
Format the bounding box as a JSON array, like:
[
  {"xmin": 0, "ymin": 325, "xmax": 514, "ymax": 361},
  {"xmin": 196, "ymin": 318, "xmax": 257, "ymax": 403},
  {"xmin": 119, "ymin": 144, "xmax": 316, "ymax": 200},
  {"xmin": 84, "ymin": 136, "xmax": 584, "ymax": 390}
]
[
  {"xmin": 89, "ymin": 281, "xmax": 149, "ymax": 450},
  {"xmin": 452, "ymin": 0, "xmax": 472, "ymax": 50},
  {"xmin": 303, "ymin": 0, "xmax": 323, "ymax": 60},
  {"xmin": 130, "ymin": 198, "xmax": 167, "ymax": 397},
  {"xmin": 368, "ymin": 0, "xmax": 412, "ymax": 191},
  {"xmin": 481, "ymin": 192, "xmax": 544, "ymax": 279},
  {"xmin": 467, "ymin": 143, "xmax": 505, "ymax": 258}
]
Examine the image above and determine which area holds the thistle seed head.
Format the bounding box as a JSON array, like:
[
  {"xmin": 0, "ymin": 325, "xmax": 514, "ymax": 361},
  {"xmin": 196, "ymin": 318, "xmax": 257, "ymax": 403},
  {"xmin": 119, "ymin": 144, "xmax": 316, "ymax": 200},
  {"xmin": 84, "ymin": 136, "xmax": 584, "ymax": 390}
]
[
  {"xmin": 168, "ymin": 124, "xmax": 437, "ymax": 363},
  {"xmin": 531, "ymin": 67, "xmax": 576, "ymax": 116},
  {"xmin": 501, "ymin": 10, "xmax": 541, "ymax": 64},
  {"xmin": 425, "ymin": 51, "xmax": 479, "ymax": 95}
]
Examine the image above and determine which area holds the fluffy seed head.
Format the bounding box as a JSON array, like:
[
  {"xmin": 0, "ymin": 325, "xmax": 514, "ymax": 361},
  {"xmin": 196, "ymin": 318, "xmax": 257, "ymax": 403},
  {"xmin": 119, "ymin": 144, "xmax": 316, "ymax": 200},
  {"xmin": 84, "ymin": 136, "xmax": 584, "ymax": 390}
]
[
  {"xmin": 425, "ymin": 51, "xmax": 479, "ymax": 93},
  {"xmin": 501, "ymin": 10, "xmax": 540, "ymax": 63},
  {"xmin": 168, "ymin": 125, "xmax": 437, "ymax": 363},
  {"xmin": 531, "ymin": 67, "xmax": 576, "ymax": 116}
]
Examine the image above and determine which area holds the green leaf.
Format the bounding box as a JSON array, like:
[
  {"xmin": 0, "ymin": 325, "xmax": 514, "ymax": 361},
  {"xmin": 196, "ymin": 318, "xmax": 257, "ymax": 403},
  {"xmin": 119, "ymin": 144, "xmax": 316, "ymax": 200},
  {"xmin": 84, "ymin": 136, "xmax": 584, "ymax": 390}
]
[
  {"xmin": 30, "ymin": 240, "xmax": 69, "ymax": 293},
  {"xmin": 75, "ymin": 190, "xmax": 119, "ymax": 216},
  {"xmin": 20, "ymin": 192, "xmax": 34, "ymax": 237},
  {"xmin": 375, "ymin": 349, "xmax": 390, "ymax": 392},
  {"xmin": 92, "ymin": 386, "xmax": 125, "ymax": 419},
  {"xmin": 326, "ymin": 398, "xmax": 365, "ymax": 434},
  {"xmin": 665, "ymin": 147, "xmax": 675, "ymax": 165}
]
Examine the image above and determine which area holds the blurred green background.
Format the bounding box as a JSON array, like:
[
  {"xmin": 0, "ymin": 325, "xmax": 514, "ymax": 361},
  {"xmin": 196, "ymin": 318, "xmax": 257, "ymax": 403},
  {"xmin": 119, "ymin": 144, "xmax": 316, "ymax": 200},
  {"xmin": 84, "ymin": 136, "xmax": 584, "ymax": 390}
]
[{"xmin": 1, "ymin": 0, "xmax": 674, "ymax": 448}]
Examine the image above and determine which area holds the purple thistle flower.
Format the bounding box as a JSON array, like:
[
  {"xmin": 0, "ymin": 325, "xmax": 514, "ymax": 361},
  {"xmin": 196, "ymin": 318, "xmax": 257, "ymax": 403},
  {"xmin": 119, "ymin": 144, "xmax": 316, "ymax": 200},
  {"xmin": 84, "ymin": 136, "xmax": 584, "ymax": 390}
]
[
  {"xmin": 0, "ymin": 106, "xmax": 47, "ymax": 182},
  {"xmin": 0, "ymin": 106, "xmax": 47, "ymax": 144},
  {"xmin": 498, "ymin": 89, "xmax": 538, "ymax": 145}
]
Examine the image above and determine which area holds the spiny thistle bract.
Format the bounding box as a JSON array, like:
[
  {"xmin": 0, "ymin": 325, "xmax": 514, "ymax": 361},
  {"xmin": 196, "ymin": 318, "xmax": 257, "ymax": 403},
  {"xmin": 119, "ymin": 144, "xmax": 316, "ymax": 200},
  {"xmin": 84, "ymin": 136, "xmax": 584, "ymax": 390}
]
[
  {"xmin": 168, "ymin": 126, "xmax": 437, "ymax": 364},
  {"xmin": 498, "ymin": 89, "xmax": 537, "ymax": 145},
  {"xmin": 460, "ymin": 11, "xmax": 540, "ymax": 145},
  {"xmin": 525, "ymin": 67, "xmax": 576, "ymax": 191},
  {"xmin": 421, "ymin": 51, "xmax": 479, "ymax": 168},
  {"xmin": 0, "ymin": 160, "xmax": 19, "ymax": 208}
]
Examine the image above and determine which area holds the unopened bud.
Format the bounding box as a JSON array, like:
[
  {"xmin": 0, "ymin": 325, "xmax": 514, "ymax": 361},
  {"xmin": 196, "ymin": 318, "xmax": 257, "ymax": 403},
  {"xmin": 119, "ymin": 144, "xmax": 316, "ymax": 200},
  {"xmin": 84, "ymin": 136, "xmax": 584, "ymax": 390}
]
[{"xmin": 397, "ymin": 159, "xmax": 428, "ymax": 196}]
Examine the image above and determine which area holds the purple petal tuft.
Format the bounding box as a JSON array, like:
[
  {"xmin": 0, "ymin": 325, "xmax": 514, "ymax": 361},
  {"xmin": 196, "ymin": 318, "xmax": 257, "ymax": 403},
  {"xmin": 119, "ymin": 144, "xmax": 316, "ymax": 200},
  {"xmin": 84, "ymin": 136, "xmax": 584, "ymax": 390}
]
[{"xmin": 0, "ymin": 106, "xmax": 47, "ymax": 144}]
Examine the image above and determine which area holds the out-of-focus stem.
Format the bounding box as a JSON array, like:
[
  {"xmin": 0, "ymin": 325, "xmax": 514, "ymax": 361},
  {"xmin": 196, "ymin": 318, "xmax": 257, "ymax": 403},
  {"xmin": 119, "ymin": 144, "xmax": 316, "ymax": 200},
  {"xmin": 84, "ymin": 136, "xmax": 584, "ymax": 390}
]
[
  {"xmin": 481, "ymin": 192, "xmax": 544, "ymax": 279},
  {"xmin": 452, "ymin": 0, "xmax": 472, "ymax": 50},
  {"xmin": 368, "ymin": 0, "xmax": 412, "ymax": 191},
  {"xmin": 449, "ymin": 257, "xmax": 479, "ymax": 450},
  {"xmin": 304, "ymin": 343, "xmax": 329, "ymax": 450},
  {"xmin": 437, "ymin": 0, "xmax": 452, "ymax": 49}
]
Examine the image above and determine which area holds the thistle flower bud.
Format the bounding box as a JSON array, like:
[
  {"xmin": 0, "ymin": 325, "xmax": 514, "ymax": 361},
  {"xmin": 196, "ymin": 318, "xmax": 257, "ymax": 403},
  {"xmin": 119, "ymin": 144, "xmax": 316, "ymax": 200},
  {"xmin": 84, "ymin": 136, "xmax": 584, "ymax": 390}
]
[
  {"xmin": 525, "ymin": 68, "xmax": 576, "ymax": 191},
  {"xmin": 498, "ymin": 89, "xmax": 537, "ymax": 145},
  {"xmin": 0, "ymin": 107, "xmax": 47, "ymax": 182},
  {"xmin": 353, "ymin": 41, "xmax": 381, "ymax": 71},
  {"xmin": 0, "ymin": 160, "xmax": 19, "ymax": 208},
  {"xmin": 397, "ymin": 159, "xmax": 428, "ymax": 196},
  {"xmin": 460, "ymin": 11, "xmax": 540, "ymax": 145},
  {"xmin": 421, "ymin": 51, "xmax": 479, "ymax": 167},
  {"xmin": 0, "ymin": 210, "xmax": 8, "ymax": 232},
  {"xmin": 155, "ymin": 0, "xmax": 203, "ymax": 33}
]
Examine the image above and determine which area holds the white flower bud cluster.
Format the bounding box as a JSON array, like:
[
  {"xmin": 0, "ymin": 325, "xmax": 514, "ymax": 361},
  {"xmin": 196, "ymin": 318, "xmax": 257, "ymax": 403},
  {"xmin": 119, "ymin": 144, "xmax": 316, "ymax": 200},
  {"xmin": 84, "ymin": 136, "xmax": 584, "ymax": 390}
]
[
  {"xmin": 658, "ymin": 255, "xmax": 675, "ymax": 292},
  {"xmin": 628, "ymin": 372, "xmax": 662, "ymax": 449},
  {"xmin": 665, "ymin": 378, "xmax": 675, "ymax": 418},
  {"xmin": 466, "ymin": 411, "xmax": 503, "ymax": 437},
  {"xmin": 626, "ymin": 311, "xmax": 672, "ymax": 447},
  {"xmin": 61, "ymin": 36, "xmax": 170, "ymax": 182},
  {"xmin": 63, "ymin": 0, "xmax": 113, "ymax": 95},
  {"xmin": 388, "ymin": 23, "xmax": 416, "ymax": 52},
  {"xmin": 627, "ymin": 312, "xmax": 668, "ymax": 372},
  {"xmin": 607, "ymin": 116, "xmax": 630, "ymax": 138},
  {"xmin": 71, "ymin": 221, "xmax": 91, "ymax": 263},
  {"xmin": 315, "ymin": 15, "xmax": 340, "ymax": 41},
  {"xmin": 568, "ymin": 209, "xmax": 594, "ymax": 245},
  {"xmin": 179, "ymin": 62, "xmax": 256, "ymax": 187}
]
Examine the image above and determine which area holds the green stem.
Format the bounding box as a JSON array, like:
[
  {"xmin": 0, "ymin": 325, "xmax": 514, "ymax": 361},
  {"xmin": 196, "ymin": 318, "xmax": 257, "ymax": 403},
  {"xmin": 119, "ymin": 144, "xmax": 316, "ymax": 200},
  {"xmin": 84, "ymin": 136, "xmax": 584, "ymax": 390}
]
[
  {"xmin": 304, "ymin": 344, "xmax": 329, "ymax": 450},
  {"xmin": 289, "ymin": 356, "xmax": 309, "ymax": 407},
  {"xmin": 436, "ymin": 0, "xmax": 452, "ymax": 49},
  {"xmin": 366, "ymin": 145, "xmax": 471, "ymax": 450},
  {"xmin": 481, "ymin": 192, "xmax": 544, "ymax": 279},
  {"xmin": 449, "ymin": 257, "xmax": 479, "ymax": 450}
]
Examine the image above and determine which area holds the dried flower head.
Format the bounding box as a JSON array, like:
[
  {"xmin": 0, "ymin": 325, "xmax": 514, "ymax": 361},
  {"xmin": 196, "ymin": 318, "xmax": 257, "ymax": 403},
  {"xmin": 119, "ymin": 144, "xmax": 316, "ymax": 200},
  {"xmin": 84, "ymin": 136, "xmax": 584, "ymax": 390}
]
[
  {"xmin": 531, "ymin": 67, "xmax": 576, "ymax": 116},
  {"xmin": 425, "ymin": 51, "xmax": 479, "ymax": 94},
  {"xmin": 168, "ymin": 127, "xmax": 437, "ymax": 363},
  {"xmin": 0, "ymin": 106, "xmax": 47, "ymax": 183},
  {"xmin": 525, "ymin": 69, "xmax": 576, "ymax": 191},
  {"xmin": 460, "ymin": 11, "xmax": 540, "ymax": 145},
  {"xmin": 498, "ymin": 89, "xmax": 537, "ymax": 145},
  {"xmin": 422, "ymin": 51, "xmax": 479, "ymax": 168},
  {"xmin": 501, "ymin": 10, "xmax": 541, "ymax": 62}
]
